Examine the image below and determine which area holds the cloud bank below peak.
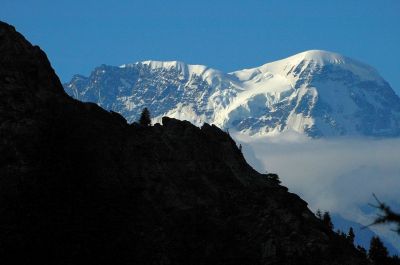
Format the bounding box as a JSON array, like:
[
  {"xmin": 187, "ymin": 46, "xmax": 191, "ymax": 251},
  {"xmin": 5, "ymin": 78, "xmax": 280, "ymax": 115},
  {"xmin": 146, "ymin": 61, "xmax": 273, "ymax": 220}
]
[{"xmin": 234, "ymin": 133, "xmax": 400, "ymax": 252}]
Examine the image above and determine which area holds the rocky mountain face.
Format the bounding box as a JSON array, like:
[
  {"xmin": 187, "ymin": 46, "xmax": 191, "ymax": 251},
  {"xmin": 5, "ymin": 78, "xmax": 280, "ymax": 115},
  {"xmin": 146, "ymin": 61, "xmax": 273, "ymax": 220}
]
[
  {"xmin": 0, "ymin": 21, "xmax": 370, "ymax": 264},
  {"xmin": 65, "ymin": 51, "xmax": 400, "ymax": 138}
]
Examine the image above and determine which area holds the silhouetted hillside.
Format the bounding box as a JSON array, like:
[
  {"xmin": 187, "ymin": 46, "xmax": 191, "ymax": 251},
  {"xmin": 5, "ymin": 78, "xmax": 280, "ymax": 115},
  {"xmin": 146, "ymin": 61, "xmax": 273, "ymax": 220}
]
[{"xmin": 0, "ymin": 21, "xmax": 368, "ymax": 265}]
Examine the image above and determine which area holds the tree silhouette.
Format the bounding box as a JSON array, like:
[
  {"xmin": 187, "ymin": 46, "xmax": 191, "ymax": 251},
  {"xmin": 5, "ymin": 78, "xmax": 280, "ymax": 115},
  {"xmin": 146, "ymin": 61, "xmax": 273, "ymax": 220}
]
[
  {"xmin": 139, "ymin": 108, "xmax": 151, "ymax": 126},
  {"xmin": 347, "ymin": 227, "xmax": 355, "ymax": 245},
  {"xmin": 391, "ymin": 255, "xmax": 400, "ymax": 265},
  {"xmin": 369, "ymin": 236, "xmax": 389, "ymax": 265},
  {"xmin": 322, "ymin": 211, "xmax": 334, "ymax": 230},
  {"xmin": 265, "ymin": 173, "xmax": 281, "ymax": 184},
  {"xmin": 357, "ymin": 245, "xmax": 367, "ymax": 258},
  {"xmin": 316, "ymin": 209, "xmax": 322, "ymax": 219}
]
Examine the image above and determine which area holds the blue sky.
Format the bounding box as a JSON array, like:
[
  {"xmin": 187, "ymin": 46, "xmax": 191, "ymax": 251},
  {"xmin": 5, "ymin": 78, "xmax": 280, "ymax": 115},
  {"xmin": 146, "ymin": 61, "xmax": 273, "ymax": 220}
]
[{"xmin": 1, "ymin": 0, "xmax": 400, "ymax": 94}]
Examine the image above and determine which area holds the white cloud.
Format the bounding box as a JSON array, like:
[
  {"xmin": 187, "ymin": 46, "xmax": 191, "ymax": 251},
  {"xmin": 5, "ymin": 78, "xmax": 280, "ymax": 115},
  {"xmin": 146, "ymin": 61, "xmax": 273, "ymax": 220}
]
[{"xmin": 233, "ymin": 132, "xmax": 400, "ymax": 251}]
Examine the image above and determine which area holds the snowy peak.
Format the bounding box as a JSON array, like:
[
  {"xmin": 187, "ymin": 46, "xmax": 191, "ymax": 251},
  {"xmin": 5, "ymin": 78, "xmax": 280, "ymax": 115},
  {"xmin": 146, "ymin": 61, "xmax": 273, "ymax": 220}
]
[
  {"xmin": 269, "ymin": 50, "xmax": 369, "ymax": 69},
  {"xmin": 233, "ymin": 50, "xmax": 383, "ymax": 84},
  {"xmin": 286, "ymin": 50, "xmax": 347, "ymax": 65},
  {"xmin": 64, "ymin": 50, "xmax": 400, "ymax": 138},
  {"xmin": 136, "ymin": 60, "xmax": 187, "ymax": 69},
  {"xmin": 120, "ymin": 60, "xmax": 230, "ymax": 86},
  {"xmin": 138, "ymin": 60, "xmax": 209, "ymax": 75}
]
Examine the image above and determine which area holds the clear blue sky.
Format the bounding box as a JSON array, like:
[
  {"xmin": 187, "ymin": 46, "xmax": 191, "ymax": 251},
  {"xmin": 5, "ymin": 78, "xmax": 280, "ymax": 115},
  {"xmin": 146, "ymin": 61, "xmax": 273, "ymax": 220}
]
[{"xmin": 1, "ymin": 0, "xmax": 400, "ymax": 94}]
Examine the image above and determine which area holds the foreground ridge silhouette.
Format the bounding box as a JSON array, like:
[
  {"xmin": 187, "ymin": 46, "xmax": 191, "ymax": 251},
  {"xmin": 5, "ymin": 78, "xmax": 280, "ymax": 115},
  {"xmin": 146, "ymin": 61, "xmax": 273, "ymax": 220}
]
[{"xmin": 0, "ymin": 21, "xmax": 368, "ymax": 265}]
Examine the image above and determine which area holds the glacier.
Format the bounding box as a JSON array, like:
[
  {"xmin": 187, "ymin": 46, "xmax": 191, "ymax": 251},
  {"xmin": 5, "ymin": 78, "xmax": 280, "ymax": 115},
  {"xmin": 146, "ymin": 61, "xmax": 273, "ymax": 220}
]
[{"xmin": 64, "ymin": 50, "xmax": 400, "ymax": 138}]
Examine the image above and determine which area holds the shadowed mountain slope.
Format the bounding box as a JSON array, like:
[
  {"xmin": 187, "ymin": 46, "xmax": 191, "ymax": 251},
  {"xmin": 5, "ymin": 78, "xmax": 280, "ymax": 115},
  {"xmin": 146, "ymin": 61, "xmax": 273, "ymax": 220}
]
[{"xmin": 0, "ymin": 21, "xmax": 368, "ymax": 265}]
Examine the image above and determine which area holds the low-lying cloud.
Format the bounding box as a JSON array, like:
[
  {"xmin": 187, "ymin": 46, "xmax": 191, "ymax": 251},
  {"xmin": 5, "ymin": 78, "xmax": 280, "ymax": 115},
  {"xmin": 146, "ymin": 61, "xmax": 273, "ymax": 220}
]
[{"xmin": 233, "ymin": 132, "xmax": 400, "ymax": 251}]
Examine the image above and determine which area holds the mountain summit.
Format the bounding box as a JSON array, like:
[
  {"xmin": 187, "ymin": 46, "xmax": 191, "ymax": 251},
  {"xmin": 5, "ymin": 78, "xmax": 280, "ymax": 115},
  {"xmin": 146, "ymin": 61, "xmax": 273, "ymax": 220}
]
[{"xmin": 65, "ymin": 50, "xmax": 400, "ymax": 138}]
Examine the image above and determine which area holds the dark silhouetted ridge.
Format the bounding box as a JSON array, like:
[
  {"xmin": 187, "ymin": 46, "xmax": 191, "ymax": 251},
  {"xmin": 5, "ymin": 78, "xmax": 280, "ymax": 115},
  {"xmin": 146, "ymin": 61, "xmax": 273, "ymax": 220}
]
[{"xmin": 0, "ymin": 21, "xmax": 368, "ymax": 265}]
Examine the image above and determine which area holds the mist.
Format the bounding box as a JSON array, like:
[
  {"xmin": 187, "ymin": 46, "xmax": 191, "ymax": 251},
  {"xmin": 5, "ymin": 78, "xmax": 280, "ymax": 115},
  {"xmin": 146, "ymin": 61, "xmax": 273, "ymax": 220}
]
[{"xmin": 233, "ymin": 132, "xmax": 400, "ymax": 251}]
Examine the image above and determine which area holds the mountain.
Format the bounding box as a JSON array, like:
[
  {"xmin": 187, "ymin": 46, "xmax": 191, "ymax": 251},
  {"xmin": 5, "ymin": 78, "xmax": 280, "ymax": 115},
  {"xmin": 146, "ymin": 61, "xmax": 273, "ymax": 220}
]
[
  {"xmin": 65, "ymin": 51, "xmax": 400, "ymax": 138},
  {"xmin": 0, "ymin": 21, "xmax": 369, "ymax": 264}
]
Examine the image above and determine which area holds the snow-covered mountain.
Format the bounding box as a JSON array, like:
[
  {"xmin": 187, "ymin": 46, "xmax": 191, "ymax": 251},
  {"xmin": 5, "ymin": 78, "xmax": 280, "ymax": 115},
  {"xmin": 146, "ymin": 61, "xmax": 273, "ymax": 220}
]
[{"xmin": 64, "ymin": 50, "xmax": 400, "ymax": 138}]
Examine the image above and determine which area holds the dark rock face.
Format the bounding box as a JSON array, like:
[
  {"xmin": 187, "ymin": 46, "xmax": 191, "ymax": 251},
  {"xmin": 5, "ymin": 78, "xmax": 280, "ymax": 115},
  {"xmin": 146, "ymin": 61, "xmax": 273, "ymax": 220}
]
[{"xmin": 0, "ymin": 21, "xmax": 368, "ymax": 265}]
